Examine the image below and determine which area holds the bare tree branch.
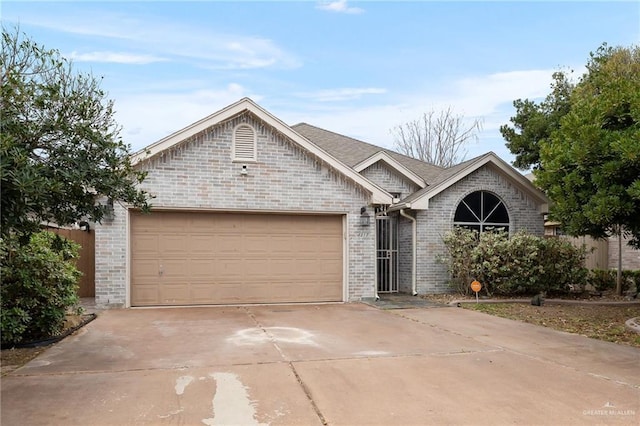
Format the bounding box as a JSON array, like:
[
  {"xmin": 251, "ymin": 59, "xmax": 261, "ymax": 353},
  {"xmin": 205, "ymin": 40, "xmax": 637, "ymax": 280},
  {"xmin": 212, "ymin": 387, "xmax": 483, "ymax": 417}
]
[{"xmin": 391, "ymin": 107, "xmax": 483, "ymax": 167}]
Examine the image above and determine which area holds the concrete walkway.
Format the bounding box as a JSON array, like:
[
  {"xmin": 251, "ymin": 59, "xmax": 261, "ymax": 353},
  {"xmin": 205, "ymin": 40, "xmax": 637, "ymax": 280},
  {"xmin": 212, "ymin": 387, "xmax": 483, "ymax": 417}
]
[{"xmin": 1, "ymin": 303, "xmax": 638, "ymax": 425}]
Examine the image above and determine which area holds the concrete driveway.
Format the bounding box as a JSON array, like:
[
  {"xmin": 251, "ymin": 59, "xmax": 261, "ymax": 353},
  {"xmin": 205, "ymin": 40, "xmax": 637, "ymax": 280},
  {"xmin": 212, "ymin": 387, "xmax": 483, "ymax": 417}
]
[{"xmin": 2, "ymin": 303, "xmax": 639, "ymax": 425}]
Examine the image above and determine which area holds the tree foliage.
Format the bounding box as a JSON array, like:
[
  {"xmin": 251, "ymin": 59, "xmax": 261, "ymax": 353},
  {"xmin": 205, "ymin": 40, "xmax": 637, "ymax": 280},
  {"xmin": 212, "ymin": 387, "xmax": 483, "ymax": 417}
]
[
  {"xmin": 0, "ymin": 27, "xmax": 151, "ymax": 239},
  {"xmin": 535, "ymin": 45, "xmax": 640, "ymax": 250},
  {"xmin": 500, "ymin": 70, "xmax": 574, "ymax": 170},
  {"xmin": 391, "ymin": 107, "xmax": 483, "ymax": 167}
]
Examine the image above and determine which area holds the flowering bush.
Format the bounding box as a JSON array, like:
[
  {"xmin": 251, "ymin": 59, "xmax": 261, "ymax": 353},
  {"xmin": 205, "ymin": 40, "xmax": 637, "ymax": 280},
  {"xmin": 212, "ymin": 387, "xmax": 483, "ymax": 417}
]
[{"xmin": 441, "ymin": 228, "xmax": 587, "ymax": 296}]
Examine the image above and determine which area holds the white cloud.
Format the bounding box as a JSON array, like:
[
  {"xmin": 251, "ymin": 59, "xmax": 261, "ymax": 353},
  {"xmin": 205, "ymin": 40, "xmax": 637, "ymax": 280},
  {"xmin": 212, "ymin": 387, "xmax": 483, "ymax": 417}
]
[
  {"xmin": 295, "ymin": 87, "xmax": 387, "ymax": 102},
  {"xmin": 451, "ymin": 69, "xmax": 554, "ymax": 113},
  {"xmin": 11, "ymin": 11, "xmax": 300, "ymax": 70},
  {"xmin": 279, "ymin": 68, "xmax": 559, "ymax": 162},
  {"xmin": 68, "ymin": 51, "xmax": 167, "ymax": 65},
  {"xmin": 113, "ymin": 83, "xmax": 258, "ymax": 152},
  {"xmin": 317, "ymin": 1, "xmax": 364, "ymax": 14}
]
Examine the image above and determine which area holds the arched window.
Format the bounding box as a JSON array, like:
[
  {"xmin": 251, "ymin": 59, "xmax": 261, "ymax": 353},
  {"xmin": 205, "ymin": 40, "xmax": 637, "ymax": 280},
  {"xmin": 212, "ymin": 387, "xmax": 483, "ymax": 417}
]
[{"xmin": 454, "ymin": 191, "xmax": 509, "ymax": 233}]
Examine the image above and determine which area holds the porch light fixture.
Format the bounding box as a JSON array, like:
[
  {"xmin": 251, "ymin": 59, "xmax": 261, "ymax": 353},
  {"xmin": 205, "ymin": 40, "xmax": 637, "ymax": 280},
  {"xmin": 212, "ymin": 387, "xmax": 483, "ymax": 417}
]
[
  {"xmin": 359, "ymin": 206, "xmax": 370, "ymax": 227},
  {"xmin": 99, "ymin": 197, "xmax": 115, "ymax": 221}
]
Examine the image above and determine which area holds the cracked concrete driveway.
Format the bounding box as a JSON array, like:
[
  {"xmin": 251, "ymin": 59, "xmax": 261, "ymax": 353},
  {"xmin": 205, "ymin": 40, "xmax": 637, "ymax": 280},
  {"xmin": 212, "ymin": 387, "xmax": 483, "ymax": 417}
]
[{"xmin": 2, "ymin": 303, "xmax": 639, "ymax": 425}]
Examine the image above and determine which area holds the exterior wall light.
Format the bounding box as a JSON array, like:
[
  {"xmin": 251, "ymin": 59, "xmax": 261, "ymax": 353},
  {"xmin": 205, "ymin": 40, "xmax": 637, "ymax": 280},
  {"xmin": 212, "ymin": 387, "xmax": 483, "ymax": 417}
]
[
  {"xmin": 359, "ymin": 206, "xmax": 370, "ymax": 227},
  {"xmin": 98, "ymin": 197, "xmax": 115, "ymax": 221}
]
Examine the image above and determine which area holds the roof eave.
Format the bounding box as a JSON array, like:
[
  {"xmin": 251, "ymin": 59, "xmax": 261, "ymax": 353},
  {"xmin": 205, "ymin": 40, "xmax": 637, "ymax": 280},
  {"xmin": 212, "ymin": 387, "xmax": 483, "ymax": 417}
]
[{"xmin": 410, "ymin": 152, "xmax": 549, "ymax": 211}]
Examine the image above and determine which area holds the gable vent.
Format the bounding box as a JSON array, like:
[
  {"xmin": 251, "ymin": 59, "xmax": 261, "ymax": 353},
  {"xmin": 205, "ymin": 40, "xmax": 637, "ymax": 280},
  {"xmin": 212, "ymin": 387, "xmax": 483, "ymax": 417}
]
[{"xmin": 233, "ymin": 124, "xmax": 256, "ymax": 161}]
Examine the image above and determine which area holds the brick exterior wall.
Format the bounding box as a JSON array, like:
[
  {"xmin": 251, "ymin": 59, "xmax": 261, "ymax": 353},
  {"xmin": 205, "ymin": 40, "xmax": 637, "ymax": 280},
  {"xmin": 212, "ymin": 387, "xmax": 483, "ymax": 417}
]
[
  {"xmin": 397, "ymin": 213, "xmax": 414, "ymax": 293},
  {"xmin": 95, "ymin": 112, "xmax": 375, "ymax": 307},
  {"xmin": 414, "ymin": 165, "xmax": 545, "ymax": 294},
  {"xmin": 360, "ymin": 162, "xmax": 420, "ymax": 199},
  {"xmin": 608, "ymin": 233, "xmax": 640, "ymax": 270}
]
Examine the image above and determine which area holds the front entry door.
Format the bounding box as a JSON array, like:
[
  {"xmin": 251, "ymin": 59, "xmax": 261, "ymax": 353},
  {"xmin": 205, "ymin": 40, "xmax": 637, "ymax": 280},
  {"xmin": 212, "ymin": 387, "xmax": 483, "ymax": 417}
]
[{"xmin": 376, "ymin": 215, "xmax": 398, "ymax": 293}]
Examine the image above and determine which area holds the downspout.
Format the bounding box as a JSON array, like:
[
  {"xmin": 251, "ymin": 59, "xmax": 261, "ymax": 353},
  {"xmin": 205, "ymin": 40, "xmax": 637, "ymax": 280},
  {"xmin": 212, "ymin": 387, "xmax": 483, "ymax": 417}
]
[{"xmin": 399, "ymin": 208, "xmax": 418, "ymax": 296}]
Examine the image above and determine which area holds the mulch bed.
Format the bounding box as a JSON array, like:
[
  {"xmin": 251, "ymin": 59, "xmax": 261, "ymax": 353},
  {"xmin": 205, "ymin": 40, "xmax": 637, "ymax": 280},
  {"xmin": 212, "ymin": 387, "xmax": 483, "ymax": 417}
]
[{"xmin": 1, "ymin": 313, "xmax": 96, "ymax": 375}]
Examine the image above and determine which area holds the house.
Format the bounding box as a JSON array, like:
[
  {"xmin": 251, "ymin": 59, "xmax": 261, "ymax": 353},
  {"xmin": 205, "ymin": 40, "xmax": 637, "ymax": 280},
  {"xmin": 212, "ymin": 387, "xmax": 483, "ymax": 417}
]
[{"xmin": 95, "ymin": 98, "xmax": 549, "ymax": 308}]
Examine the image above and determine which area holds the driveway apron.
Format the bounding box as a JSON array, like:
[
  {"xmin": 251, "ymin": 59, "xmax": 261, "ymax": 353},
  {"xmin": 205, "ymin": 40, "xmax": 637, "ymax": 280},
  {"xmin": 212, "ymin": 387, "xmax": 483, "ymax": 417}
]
[{"xmin": 1, "ymin": 303, "xmax": 639, "ymax": 425}]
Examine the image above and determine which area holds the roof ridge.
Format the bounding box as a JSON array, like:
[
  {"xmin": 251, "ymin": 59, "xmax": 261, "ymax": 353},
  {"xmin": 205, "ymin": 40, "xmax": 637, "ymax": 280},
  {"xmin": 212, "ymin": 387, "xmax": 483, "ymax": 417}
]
[{"xmin": 293, "ymin": 122, "xmax": 388, "ymax": 151}]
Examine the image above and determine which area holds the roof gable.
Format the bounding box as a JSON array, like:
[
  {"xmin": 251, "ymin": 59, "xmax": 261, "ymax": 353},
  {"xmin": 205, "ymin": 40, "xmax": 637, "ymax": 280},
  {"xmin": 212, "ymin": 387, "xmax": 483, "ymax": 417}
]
[
  {"xmin": 354, "ymin": 151, "xmax": 427, "ymax": 189},
  {"xmin": 131, "ymin": 98, "xmax": 392, "ymax": 204},
  {"xmin": 401, "ymin": 152, "xmax": 549, "ymax": 212}
]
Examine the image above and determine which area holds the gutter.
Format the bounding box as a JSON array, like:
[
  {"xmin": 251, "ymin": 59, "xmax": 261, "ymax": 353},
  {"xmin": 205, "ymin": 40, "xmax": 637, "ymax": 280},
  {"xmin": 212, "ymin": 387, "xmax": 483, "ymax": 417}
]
[
  {"xmin": 399, "ymin": 208, "xmax": 418, "ymax": 296},
  {"xmin": 387, "ymin": 202, "xmax": 410, "ymax": 213}
]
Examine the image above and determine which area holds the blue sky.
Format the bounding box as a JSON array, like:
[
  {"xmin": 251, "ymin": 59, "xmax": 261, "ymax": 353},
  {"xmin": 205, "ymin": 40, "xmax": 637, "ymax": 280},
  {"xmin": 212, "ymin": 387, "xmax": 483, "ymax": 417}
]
[{"xmin": 3, "ymin": 1, "xmax": 639, "ymax": 167}]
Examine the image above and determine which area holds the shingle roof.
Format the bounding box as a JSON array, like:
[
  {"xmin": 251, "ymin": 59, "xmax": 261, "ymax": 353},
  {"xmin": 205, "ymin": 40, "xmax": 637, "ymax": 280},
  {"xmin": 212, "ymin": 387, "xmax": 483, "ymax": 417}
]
[
  {"xmin": 291, "ymin": 123, "xmax": 444, "ymax": 184},
  {"xmin": 291, "ymin": 122, "xmax": 548, "ymax": 209}
]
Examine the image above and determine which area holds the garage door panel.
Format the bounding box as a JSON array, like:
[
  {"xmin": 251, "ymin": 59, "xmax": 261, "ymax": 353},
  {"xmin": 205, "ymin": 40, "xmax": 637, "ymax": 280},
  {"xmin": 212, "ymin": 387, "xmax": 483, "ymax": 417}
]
[
  {"xmin": 131, "ymin": 211, "xmax": 344, "ymax": 306},
  {"xmin": 158, "ymin": 235, "xmax": 188, "ymax": 256},
  {"xmin": 131, "ymin": 284, "xmax": 159, "ymax": 305},
  {"xmin": 190, "ymin": 284, "xmax": 219, "ymax": 304},
  {"xmin": 318, "ymin": 236, "xmax": 343, "ymax": 253},
  {"xmin": 189, "ymin": 259, "xmax": 217, "ymax": 278},
  {"xmin": 242, "ymin": 259, "xmax": 270, "ymax": 280},
  {"xmin": 216, "ymin": 235, "xmax": 244, "ymax": 254},
  {"xmin": 158, "ymin": 259, "xmax": 188, "ymax": 279},
  {"xmin": 243, "ymin": 235, "xmax": 271, "ymax": 254},
  {"xmin": 132, "ymin": 235, "xmax": 159, "ymax": 257},
  {"xmin": 269, "ymin": 236, "xmax": 296, "ymax": 254},
  {"xmin": 159, "ymin": 284, "xmax": 190, "ymax": 304},
  {"xmin": 217, "ymin": 258, "xmax": 246, "ymax": 280},
  {"xmin": 189, "ymin": 235, "xmax": 217, "ymax": 256},
  {"xmin": 132, "ymin": 259, "xmax": 160, "ymax": 279}
]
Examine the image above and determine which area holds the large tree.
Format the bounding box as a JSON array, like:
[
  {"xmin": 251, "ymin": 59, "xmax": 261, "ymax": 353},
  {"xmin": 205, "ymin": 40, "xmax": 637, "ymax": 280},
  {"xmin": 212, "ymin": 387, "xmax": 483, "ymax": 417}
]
[
  {"xmin": 391, "ymin": 107, "xmax": 483, "ymax": 168},
  {"xmin": 500, "ymin": 70, "xmax": 574, "ymax": 171},
  {"xmin": 1, "ymin": 27, "xmax": 151, "ymax": 239},
  {"xmin": 535, "ymin": 45, "xmax": 640, "ymax": 294}
]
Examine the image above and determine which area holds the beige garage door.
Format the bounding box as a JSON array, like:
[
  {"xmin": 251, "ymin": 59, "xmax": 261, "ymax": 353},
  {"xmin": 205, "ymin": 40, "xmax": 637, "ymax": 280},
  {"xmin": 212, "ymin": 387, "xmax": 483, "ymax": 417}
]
[{"xmin": 130, "ymin": 211, "xmax": 343, "ymax": 306}]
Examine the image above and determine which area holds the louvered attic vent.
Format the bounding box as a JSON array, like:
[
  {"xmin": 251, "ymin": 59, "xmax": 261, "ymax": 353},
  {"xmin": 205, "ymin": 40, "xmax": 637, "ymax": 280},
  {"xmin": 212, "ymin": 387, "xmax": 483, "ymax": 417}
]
[{"xmin": 233, "ymin": 124, "xmax": 256, "ymax": 161}]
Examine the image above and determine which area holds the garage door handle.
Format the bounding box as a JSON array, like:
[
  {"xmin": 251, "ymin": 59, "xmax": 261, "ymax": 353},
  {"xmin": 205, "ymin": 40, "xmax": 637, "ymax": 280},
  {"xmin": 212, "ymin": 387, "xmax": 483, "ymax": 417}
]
[{"xmin": 159, "ymin": 265, "xmax": 164, "ymax": 276}]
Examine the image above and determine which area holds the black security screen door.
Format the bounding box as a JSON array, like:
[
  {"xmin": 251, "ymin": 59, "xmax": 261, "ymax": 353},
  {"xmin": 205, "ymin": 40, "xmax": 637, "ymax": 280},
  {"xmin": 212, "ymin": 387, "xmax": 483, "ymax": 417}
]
[{"xmin": 376, "ymin": 215, "xmax": 398, "ymax": 293}]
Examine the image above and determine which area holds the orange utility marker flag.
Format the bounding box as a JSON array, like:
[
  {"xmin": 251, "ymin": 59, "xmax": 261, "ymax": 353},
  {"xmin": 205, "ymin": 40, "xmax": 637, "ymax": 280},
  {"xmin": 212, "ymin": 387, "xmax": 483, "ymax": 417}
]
[{"xmin": 471, "ymin": 280, "xmax": 482, "ymax": 303}]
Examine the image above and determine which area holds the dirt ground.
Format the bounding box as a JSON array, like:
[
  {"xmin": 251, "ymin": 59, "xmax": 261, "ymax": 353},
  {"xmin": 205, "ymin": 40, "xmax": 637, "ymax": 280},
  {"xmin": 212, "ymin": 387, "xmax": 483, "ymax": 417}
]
[
  {"xmin": 466, "ymin": 303, "xmax": 640, "ymax": 347},
  {"xmin": 424, "ymin": 293, "xmax": 640, "ymax": 348}
]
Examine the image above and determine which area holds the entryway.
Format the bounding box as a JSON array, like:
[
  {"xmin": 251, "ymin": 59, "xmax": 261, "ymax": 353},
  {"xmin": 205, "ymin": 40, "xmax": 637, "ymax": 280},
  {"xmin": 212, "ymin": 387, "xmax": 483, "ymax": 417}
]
[{"xmin": 376, "ymin": 213, "xmax": 398, "ymax": 293}]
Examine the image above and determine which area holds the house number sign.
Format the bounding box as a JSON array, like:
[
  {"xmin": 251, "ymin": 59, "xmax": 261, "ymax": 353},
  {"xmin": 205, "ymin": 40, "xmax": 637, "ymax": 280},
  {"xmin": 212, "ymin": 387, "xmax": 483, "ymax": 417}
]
[{"xmin": 471, "ymin": 280, "xmax": 482, "ymax": 303}]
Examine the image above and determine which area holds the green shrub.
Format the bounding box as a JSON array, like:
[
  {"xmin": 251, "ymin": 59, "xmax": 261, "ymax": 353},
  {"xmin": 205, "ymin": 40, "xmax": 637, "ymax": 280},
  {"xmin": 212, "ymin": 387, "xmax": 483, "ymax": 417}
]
[
  {"xmin": 441, "ymin": 228, "xmax": 587, "ymax": 297},
  {"xmin": 587, "ymin": 270, "xmax": 617, "ymax": 292},
  {"xmin": 587, "ymin": 269, "xmax": 639, "ymax": 293},
  {"xmin": 538, "ymin": 237, "xmax": 588, "ymax": 296},
  {"xmin": 626, "ymin": 270, "xmax": 640, "ymax": 291},
  {"xmin": 1, "ymin": 231, "xmax": 81, "ymax": 345},
  {"xmin": 441, "ymin": 227, "xmax": 481, "ymax": 295}
]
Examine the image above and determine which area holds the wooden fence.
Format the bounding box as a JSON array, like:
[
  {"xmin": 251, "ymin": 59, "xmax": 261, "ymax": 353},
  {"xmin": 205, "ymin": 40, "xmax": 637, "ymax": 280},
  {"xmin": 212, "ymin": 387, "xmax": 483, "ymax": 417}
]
[
  {"xmin": 563, "ymin": 235, "xmax": 609, "ymax": 270},
  {"xmin": 48, "ymin": 228, "xmax": 95, "ymax": 297}
]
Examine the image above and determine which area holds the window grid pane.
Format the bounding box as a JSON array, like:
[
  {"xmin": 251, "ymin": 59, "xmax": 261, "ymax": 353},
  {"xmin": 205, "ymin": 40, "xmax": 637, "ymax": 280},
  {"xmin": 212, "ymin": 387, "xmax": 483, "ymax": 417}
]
[{"xmin": 454, "ymin": 191, "xmax": 509, "ymax": 234}]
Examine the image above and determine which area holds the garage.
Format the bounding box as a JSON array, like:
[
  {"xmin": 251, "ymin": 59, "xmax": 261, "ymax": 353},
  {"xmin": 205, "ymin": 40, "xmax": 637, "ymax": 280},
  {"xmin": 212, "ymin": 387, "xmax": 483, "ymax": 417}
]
[{"xmin": 130, "ymin": 211, "xmax": 344, "ymax": 306}]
